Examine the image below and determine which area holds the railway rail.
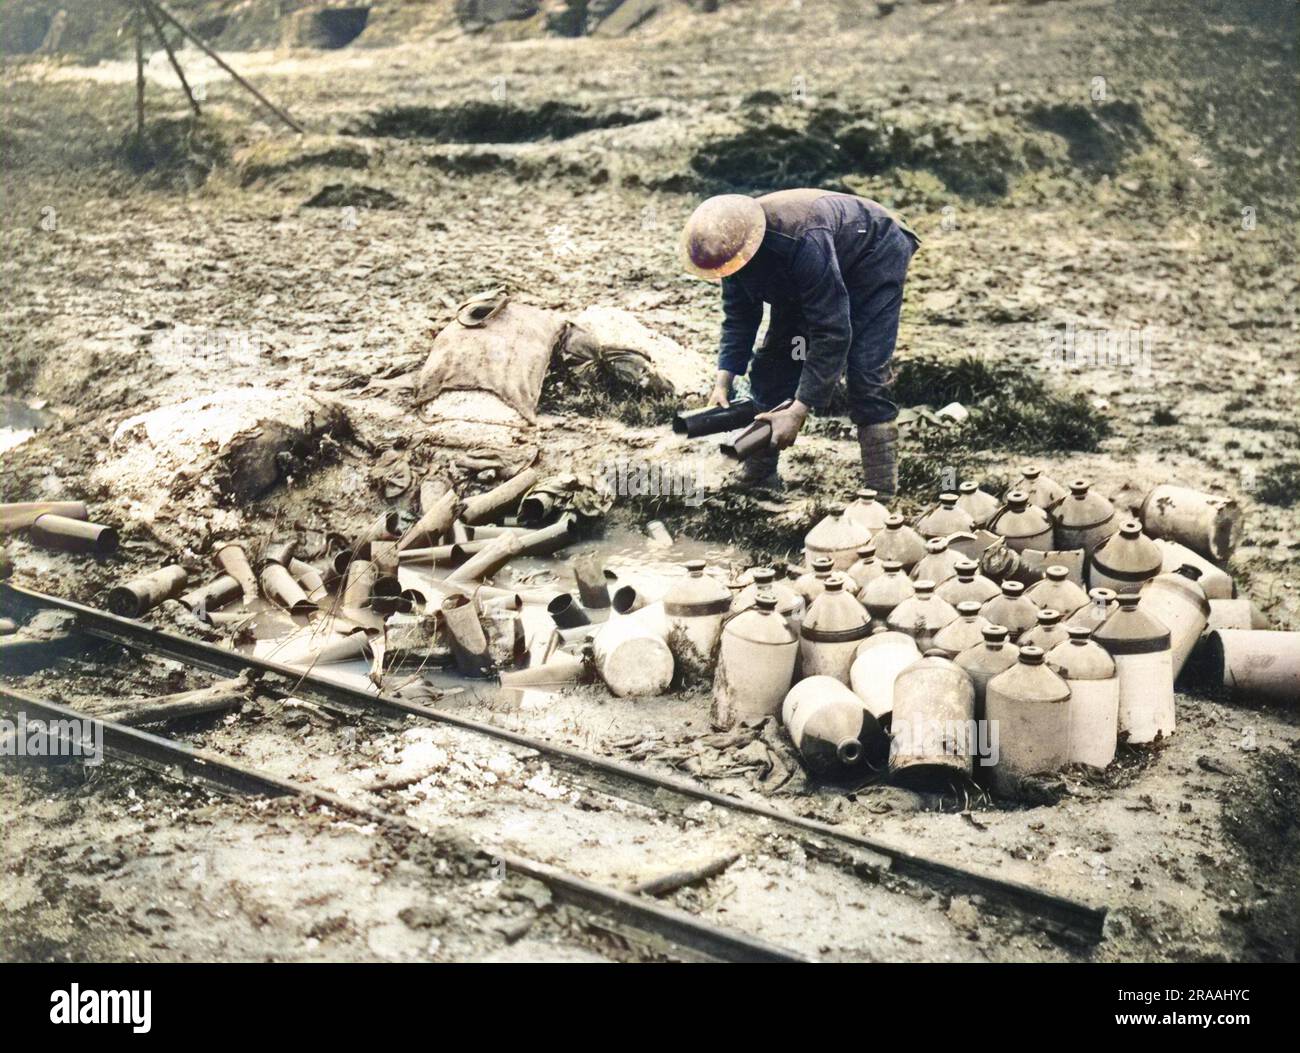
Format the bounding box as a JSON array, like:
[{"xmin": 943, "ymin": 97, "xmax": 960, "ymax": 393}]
[{"xmin": 0, "ymin": 582, "xmax": 1108, "ymax": 958}]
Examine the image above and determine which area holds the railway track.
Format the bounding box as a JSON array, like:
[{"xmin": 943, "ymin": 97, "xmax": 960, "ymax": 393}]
[{"xmin": 0, "ymin": 582, "xmax": 1107, "ymax": 960}]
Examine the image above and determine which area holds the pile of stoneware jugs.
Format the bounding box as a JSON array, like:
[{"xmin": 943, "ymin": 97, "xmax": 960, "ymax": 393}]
[
  {"xmin": 626, "ymin": 468, "xmax": 1296, "ymax": 795},
  {"xmin": 565, "ymin": 469, "xmax": 1295, "ymax": 794}
]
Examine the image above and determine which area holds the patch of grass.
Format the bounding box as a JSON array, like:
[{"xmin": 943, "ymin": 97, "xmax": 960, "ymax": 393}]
[
  {"xmin": 892, "ymin": 353, "xmax": 1112, "ymax": 453},
  {"xmin": 116, "ymin": 114, "xmax": 230, "ymax": 189},
  {"xmin": 634, "ymin": 490, "xmax": 821, "ymax": 567},
  {"xmin": 1253, "ymin": 461, "xmax": 1300, "ymax": 507},
  {"xmin": 538, "ymin": 362, "xmax": 679, "ymax": 428}
]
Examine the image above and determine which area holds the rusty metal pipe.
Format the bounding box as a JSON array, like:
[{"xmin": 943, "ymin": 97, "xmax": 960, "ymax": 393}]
[
  {"xmin": 518, "ymin": 491, "xmax": 555, "ymax": 526},
  {"xmin": 460, "ymin": 467, "xmax": 540, "ymax": 526},
  {"xmin": 467, "ymin": 524, "xmax": 530, "ymax": 540},
  {"xmin": 288, "ymin": 558, "xmax": 329, "ymax": 603},
  {"xmin": 0, "ymin": 501, "xmax": 88, "ymax": 534},
  {"xmin": 516, "ymin": 514, "xmax": 580, "ymax": 558},
  {"xmin": 30, "ymin": 514, "xmax": 118, "ymax": 555},
  {"xmin": 399, "ymin": 489, "xmax": 459, "ymax": 551},
  {"xmin": 106, "ymin": 565, "xmax": 189, "ymax": 618},
  {"xmin": 574, "ymin": 554, "xmax": 610, "ymax": 609},
  {"xmin": 259, "ymin": 539, "xmax": 297, "ymax": 570},
  {"xmin": 440, "ymin": 594, "xmax": 492, "ymax": 677},
  {"xmin": 547, "ymin": 592, "xmax": 591, "ymax": 629},
  {"xmin": 180, "ymin": 574, "xmax": 242, "ymax": 618},
  {"xmin": 499, "ymin": 650, "xmax": 587, "ymax": 688},
  {"xmin": 260, "ymin": 562, "xmax": 316, "ymax": 616},
  {"xmin": 396, "ymin": 543, "xmax": 458, "ymax": 565},
  {"xmin": 214, "ymin": 543, "xmax": 258, "ymax": 605},
  {"xmin": 341, "ymin": 559, "xmax": 376, "ymax": 609},
  {"xmin": 445, "ymin": 532, "xmax": 522, "ymax": 584}
]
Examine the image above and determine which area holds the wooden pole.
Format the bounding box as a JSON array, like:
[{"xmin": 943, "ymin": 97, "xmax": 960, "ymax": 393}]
[
  {"xmin": 140, "ymin": 0, "xmax": 305, "ymax": 133},
  {"xmin": 134, "ymin": 7, "xmax": 145, "ymax": 146},
  {"xmin": 138, "ymin": 0, "xmax": 200, "ymax": 117}
]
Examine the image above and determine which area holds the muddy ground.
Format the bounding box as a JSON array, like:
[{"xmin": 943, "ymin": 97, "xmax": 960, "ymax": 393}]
[{"xmin": 2, "ymin": 0, "xmax": 1298, "ymax": 962}]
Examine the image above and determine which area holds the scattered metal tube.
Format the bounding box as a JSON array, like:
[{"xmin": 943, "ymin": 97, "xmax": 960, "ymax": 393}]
[
  {"xmin": 672, "ymin": 398, "xmax": 757, "ymax": 438},
  {"xmin": 332, "ymin": 548, "xmax": 358, "ymax": 578},
  {"xmin": 106, "ymin": 565, "xmax": 189, "ymax": 618},
  {"xmin": 451, "ymin": 519, "xmax": 471, "ymax": 544},
  {"xmin": 214, "ymin": 543, "xmax": 258, "ymax": 605},
  {"xmin": 447, "ymin": 539, "xmax": 492, "ymax": 562},
  {"xmin": 259, "ymin": 539, "xmax": 297, "ymax": 570},
  {"xmin": 547, "ymin": 593, "xmax": 591, "ymax": 629},
  {"xmin": 469, "ymin": 585, "xmax": 529, "ymax": 609},
  {"xmin": 259, "ymin": 562, "xmax": 316, "ymax": 616},
  {"xmin": 518, "ymin": 491, "xmax": 555, "ymax": 526},
  {"xmin": 612, "ymin": 584, "xmax": 647, "ymax": 615},
  {"xmin": 721, "ymin": 419, "xmax": 772, "ymax": 460},
  {"xmin": 1203, "ymin": 630, "xmax": 1300, "ymax": 705},
  {"xmin": 460, "ymin": 467, "xmax": 540, "ymax": 525},
  {"xmin": 399, "ymin": 489, "xmax": 459, "ymax": 551},
  {"xmin": 371, "ymin": 573, "xmax": 404, "ymax": 616},
  {"xmin": 0, "ymin": 501, "xmax": 88, "ymax": 534},
  {"xmin": 645, "ymin": 520, "xmax": 674, "ymax": 547},
  {"xmin": 445, "ymin": 532, "xmax": 522, "ymax": 584},
  {"xmin": 574, "ymin": 554, "xmax": 610, "ymax": 609},
  {"xmin": 397, "ymin": 543, "xmax": 458, "ymax": 565},
  {"xmin": 341, "ymin": 559, "xmax": 376, "ymax": 609},
  {"xmin": 467, "ymin": 524, "xmax": 529, "ymax": 540},
  {"xmin": 256, "ymin": 538, "xmax": 295, "ymax": 569},
  {"xmin": 180, "ymin": 574, "xmax": 242, "ymax": 618},
  {"xmin": 354, "ymin": 510, "xmax": 401, "ymax": 550},
  {"xmin": 499, "ymin": 650, "xmax": 587, "ymax": 688},
  {"xmin": 440, "ymin": 594, "xmax": 492, "ymax": 677},
  {"xmin": 288, "ymin": 558, "xmax": 329, "ymax": 603},
  {"xmin": 30, "ymin": 513, "xmax": 118, "ymax": 555},
  {"xmin": 516, "ymin": 514, "xmax": 580, "ymax": 558}
]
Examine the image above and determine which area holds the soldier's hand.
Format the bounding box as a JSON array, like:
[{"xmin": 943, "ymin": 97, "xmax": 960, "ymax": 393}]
[
  {"xmin": 707, "ymin": 370, "xmax": 734, "ymax": 408},
  {"xmin": 755, "ymin": 401, "xmax": 809, "ymax": 449}
]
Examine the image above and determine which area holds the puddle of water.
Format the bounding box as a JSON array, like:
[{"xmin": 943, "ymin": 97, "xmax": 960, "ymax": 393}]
[{"xmin": 0, "ymin": 396, "xmax": 53, "ymax": 454}]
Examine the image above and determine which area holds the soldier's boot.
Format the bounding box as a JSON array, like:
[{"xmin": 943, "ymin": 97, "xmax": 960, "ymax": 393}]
[
  {"xmin": 858, "ymin": 422, "xmax": 899, "ymax": 502},
  {"xmin": 733, "ymin": 446, "xmax": 783, "ymax": 492}
]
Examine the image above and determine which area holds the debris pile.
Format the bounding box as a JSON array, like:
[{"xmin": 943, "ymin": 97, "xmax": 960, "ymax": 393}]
[{"xmin": 2, "ymin": 458, "xmax": 1295, "ymax": 799}]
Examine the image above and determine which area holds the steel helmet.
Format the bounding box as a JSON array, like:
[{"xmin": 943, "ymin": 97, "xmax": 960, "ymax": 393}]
[{"xmin": 679, "ymin": 194, "xmax": 765, "ymax": 280}]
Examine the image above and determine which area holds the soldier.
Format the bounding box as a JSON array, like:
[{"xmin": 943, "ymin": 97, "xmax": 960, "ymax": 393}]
[{"xmin": 681, "ymin": 189, "xmax": 919, "ymax": 497}]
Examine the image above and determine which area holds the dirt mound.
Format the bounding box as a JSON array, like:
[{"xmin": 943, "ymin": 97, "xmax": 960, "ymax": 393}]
[
  {"xmin": 352, "ymin": 100, "xmax": 661, "ymax": 143},
  {"xmin": 117, "ymin": 114, "xmax": 231, "ymax": 190},
  {"xmin": 91, "ymin": 388, "xmax": 349, "ymax": 542},
  {"xmin": 1024, "ymin": 100, "xmax": 1150, "ymax": 177},
  {"xmin": 688, "ymin": 99, "xmax": 1151, "ymax": 199},
  {"xmin": 233, "ymin": 137, "xmax": 373, "ymax": 187},
  {"xmin": 302, "ymin": 182, "xmax": 403, "ymax": 209},
  {"xmin": 281, "ymin": 5, "xmax": 371, "ymax": 49}
]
